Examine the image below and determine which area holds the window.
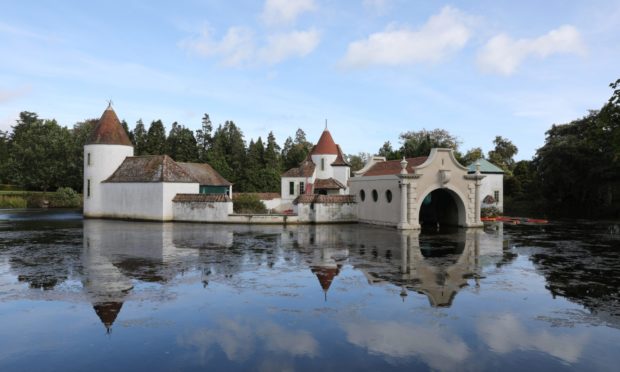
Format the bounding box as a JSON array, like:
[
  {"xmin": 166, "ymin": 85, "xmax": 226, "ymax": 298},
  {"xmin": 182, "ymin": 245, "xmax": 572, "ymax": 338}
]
[
  {"xmin": 360, "ymin": 189, "xmax": 366, "ymax": 202},
  {"xmin": 321, "ymin": 158, "xmax": 325, "ymax": 171},
  {"xmin": 87, "ymin": 179, "xmax": 91, "ymax": 198},
  {"xmin": 289, "ymin": 181, "xmax": 295, "ymax": 196},
  {"xmin": 300, "ymin": 182, "xmax": 305, "ymax": 194},
  {"xmin": 386, "ymin": 190, "xmax": 392, "ymax": 203},
  {"xmin": 372, "ymin": 189, "xmax": 378, "ymax": 202},
  {"xmin": 494, "ymin": 190, "xmax": 500, "ymax": 203},
  {"xmin": 87, "ymin": 153, "xmax": 91, "ymax": 166}
]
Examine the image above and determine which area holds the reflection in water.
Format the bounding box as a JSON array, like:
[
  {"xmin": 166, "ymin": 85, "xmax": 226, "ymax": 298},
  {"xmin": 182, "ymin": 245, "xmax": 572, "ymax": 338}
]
[{"xmin": 2, "ymin": 213, "xmax": 619, "ymax": 371}]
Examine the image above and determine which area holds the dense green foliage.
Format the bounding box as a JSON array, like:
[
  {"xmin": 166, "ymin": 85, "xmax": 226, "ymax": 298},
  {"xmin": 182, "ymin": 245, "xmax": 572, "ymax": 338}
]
[{"xmin": 233, "ymin": 193, "xmax": 267, "ymax": 214}]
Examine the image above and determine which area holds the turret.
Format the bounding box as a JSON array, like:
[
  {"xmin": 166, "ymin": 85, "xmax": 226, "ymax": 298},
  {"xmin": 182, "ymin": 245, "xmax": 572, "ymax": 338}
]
[{"xmin": 83, "ymin": 104, "xmax": 134, "ymax": 217}]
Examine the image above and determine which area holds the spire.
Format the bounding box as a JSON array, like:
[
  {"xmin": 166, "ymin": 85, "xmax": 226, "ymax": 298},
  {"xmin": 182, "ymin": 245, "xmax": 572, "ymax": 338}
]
[
  {"xmin": 310, "ymin": 128, "xmax": 339, "ymax": 155},
  {"xmin": 86, "ymin": 104, "xmax": 133, "ymax": 146}
]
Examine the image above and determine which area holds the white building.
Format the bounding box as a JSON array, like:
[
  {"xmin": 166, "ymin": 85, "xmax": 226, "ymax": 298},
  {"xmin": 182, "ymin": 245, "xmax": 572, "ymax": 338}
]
[
  {"xmin": 280, "ymin": 128, "xmax": 351, "ymax": 210},
  {"xmin": 350, "ymin": 148, "xmax": 485, "ymax": 229},
  {"xmin": 467, "ymin": 159, "xmax": 504, "ymax": 213},
  {"xmin": 83, "ymin": 104, "xmax": 232, "ymax": 221}
]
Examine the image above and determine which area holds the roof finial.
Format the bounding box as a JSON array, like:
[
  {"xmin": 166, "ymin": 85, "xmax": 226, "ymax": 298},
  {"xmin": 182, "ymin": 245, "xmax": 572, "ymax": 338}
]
[
  {"xmin": 325, "ymin": 119, "xmax": 328, "ymax": 130},
  {"xmin": 106, "ymin": 99, "xmax": 113, "ymax": 110}
]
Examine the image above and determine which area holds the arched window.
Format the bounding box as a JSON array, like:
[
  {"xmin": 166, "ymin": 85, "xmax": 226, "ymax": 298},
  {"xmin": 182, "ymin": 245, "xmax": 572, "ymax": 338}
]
[
  {"xmin": 386, "ymin": 190, "xmax": 392, "ymax": 203},
  {"xmin": 372, "ymin": 189, "xmax": 378, "ymax": 202},
  {"xmin": 360, "ymin": 189, "xmax": 366, "ymax": 202}
]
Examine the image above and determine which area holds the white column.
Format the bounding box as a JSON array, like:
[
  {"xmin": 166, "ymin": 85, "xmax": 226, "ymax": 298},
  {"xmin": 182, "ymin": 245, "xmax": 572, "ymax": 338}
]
[{"xmin": 398, "ymin": 180, "xmax": 410, "ymax": 229}]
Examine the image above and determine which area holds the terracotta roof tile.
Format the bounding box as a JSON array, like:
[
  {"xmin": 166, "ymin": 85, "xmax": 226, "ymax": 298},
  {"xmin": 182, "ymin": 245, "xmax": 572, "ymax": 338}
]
[
  {"xmin": 104, "ymin": 155, "xmax": 197, "ymax": 183},
  {"xmin": 310, "ymin": 130, "xmax": 339, "ymax": 155},
  {"xmin": 173, "ymin": 193, "xmax": 231, "ymax": 202},
  {"xmin": 282, "ymin": 159, "xmax": 316, "ymax": 177},
  {"xmin": 314, "ymin": 178, "xmax": 346, "ymax": 190},
  {"xmin": 362, "ymin": 157, "xmax": 428, "ymax": 176},
  {"xmin": 177, "ymin": 162, "xmax": 231, "ymax": 186},
  {"xmin": 294, "ymin": 194, "xmax": 356, "ymax": 204},
  {"xmin": 331, "ymin": 145, "xmax": 350, "ymax": 166},
  {"xmin": 86, "ymin": 106, "xmax": 133, "ymax": 146},
  {"xmin": 311, "ymin": 266, "xmax": 340, "ymax": 292}
]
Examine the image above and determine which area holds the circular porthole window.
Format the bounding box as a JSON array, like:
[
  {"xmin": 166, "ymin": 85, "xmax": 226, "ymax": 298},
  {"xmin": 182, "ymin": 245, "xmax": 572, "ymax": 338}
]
[
  {"xmin": 386, "ymin": 190, "xmax": 392, "ymax": 203},
  {"xmin": 372, "ymin": 189, "xmax": 378, "ymax": 202},
  {"xmin": 360, "ymin": 189, "xmax": 366, "ymax": 202}
]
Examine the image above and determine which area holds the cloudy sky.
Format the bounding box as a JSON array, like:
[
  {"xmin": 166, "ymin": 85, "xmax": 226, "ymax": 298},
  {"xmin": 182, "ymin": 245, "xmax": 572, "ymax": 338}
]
[{"xmin": 1, "ymin": 0, "xmax": 618, "ymax": 159}]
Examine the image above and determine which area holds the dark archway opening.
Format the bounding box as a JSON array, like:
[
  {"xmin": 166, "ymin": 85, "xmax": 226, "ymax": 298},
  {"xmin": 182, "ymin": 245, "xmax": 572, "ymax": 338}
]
[{"xmin": 419, "ymin": 189, "xmax": 460, "ymax": 228}]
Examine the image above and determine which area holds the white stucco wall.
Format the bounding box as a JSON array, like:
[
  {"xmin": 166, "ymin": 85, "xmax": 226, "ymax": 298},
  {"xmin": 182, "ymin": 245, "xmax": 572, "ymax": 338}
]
[
  {"xmin": 262, "ymin": 198, "xmax": 282, "ymax": 211},
  {"xmin": 297, "ymin": 202, "xmax": 357, "ymax": 223},
  {"xmin": 99, "ymin": 182, "xmax": 198, "ymax": 221},
  {"xmin": 173, "ymin": 200, "xmax": 233, "ymax": 222},
  {"xmin": 311, "ymin": 154, "xmax": 337, "ymax": 179},
  {"xmin": 332, "ymin": 166, "xmax": 350, "ymax": 192},
  {"xmin": 83, "ymin": 144, "xmax": 133, "ymax": 217},
  {"xmin": 349, "ymin": 176, "xmax": 400, "ymax": 227},
  {"xmin": 479, "ymin": 173, "xmax": 503, "ymax": 212},
  {"xmin": 281, "ymin": 177, "xmax": 309, "ymax": 202}
]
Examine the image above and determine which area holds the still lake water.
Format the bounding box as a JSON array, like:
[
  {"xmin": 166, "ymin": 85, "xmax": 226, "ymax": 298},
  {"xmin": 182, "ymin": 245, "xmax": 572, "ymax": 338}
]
[{"xmin": 1, "ymin": 210, "xmax": 619, "ymax": 371}]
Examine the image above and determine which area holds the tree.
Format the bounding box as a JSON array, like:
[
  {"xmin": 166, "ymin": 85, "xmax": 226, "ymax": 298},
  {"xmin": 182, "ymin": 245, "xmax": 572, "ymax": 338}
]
[
  {"xmin": 167, "ymin": 122, "xmax": 199, "ymax": 162},
  {"xmin": 461, "ymin": 147, "xmax": 485, "ymax": 166},
  {"xmin": 195, "ymin": 113, "xmax": 213, "ymax": 162},
  {"xmin": 377, "ymin": 141, "xmax": 400, "ymax": 160},
  {"xmin": 244, "ymin": 137, "xmax": 266, "ymax": 191},
  {"xmin": 145, "ymin": 120, "xmax": 166, "ymax": 155},
  {"xmin": 209, "ymin": 121, "xmax": 246, "ymax": 187},
  {"xmin": 66, "ymin": 119, "xmax": 97, "ymax": 191},
  {"xmin": 610, "ymin": 78, "xmax": 620, "ymax": 106},
  {"xmin": 488, "ymin": 136, "xmax": 518, "ymax": 174},
  {"xmin": 0, "ymin": 130, "xmax": 9, "ymax": 184},
  {"xmin": 133, "ymin": 119, "xmax": 147, "ymax": 155},
  {"xmin": 399, "ymin": 128, "xmax": 460, "ymax": 158},
  {"xmin": 282, "ymin": 128, "xmax": 313, "ymax": 170},
  {"xmin": 7, "ymin": 112, "xmax": 73, "ymax": 192},
  {"xmin": 347, "ymin": 152, "xmax": 371, "ymax": 173},
  {"xmin": 263, "ymin": 131, "xmax": 282, "ymax": 191},
  {"xmin": 121, "ymin": 120, "xmax": 135, "ymax": 145}
]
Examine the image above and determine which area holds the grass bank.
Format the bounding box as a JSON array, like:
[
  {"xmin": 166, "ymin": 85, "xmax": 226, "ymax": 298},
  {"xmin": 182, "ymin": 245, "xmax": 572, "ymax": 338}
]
[{"xmin": 0, "ymin": 188, "xmax": 82, "ymax": 209}]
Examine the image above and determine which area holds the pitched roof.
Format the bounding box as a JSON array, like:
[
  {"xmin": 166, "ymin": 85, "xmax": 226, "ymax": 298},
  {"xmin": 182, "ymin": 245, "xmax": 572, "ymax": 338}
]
[
  {"xmin": 282, "ymin": 159, "xmax": 316, "ymax": 177},
  {"xmin": 310, "ymin": 129, "xmax": 339, "ymax": 155},
  {"xmin": 86, "ymin": 105, "xmax": 133, "ymax": 146},
  {"xmin": 331, "ymin": 145, "xmax": 350, "ymax": 166},
  {"xmin": 104, "ymin": 155, "xmax": 197, "ymax": 183},
  {"xmin": 314, "ymin": 177, "xmax": 346, "ymax": 190},
  {"xmin": 294, "ymin": 194, "xmax": 356, "ymax": 204},
  {"xmin": 173, "ymin": 194, "xmax": 231, "ymax": 202},
  {"xmin": 177, "ymin": 162, "xmax": 231, "ymax": 186},
  {"xmin": 362, "ymin": 157, "xmax": 428, "ymax": 176},
  {"xmin": 467, "ymin": 158, "xmax": 504, "ymax": 174},
  {"xmin": 311, "ymin": 266, "xmax": 340, "ymax": 292}
]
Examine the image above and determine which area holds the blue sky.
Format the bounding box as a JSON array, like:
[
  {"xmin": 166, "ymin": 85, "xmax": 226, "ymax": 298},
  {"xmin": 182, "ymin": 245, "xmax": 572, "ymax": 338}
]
[{"xmin": 1, "ymin": 0, "xmax": 619, "ymax": 160}]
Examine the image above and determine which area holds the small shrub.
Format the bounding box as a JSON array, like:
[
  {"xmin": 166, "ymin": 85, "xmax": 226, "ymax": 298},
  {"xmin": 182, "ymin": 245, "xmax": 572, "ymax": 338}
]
[
  {"xmin": 0, "ymin": 195, "xmax": 28, "ymax": 208},
  {"xmin": 233, "ymin": 194, "xmax": 267, "ymax": 214},
  {"xmin": 481, "ymin": 206, "xmax": 501, "ymax": 218},
  {"xmin": 49, "ymin": 187, "xmax": 82, "ymax": 208}
]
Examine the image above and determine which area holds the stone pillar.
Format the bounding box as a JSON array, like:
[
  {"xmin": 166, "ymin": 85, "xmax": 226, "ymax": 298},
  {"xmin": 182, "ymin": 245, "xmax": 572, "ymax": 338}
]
[
  {"xmin": 398, "ymin": 180, "xmax": 410, "ymax": 229},
  {"xmin": 474, "ymin": 162, "xmax": 482, "ymax": 224}
]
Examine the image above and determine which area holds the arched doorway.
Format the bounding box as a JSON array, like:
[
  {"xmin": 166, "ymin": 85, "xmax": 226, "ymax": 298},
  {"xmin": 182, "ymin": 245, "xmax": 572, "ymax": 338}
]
[{"xmin": 419, "ymin": 188, "xmax": 465, "ymax": 228}]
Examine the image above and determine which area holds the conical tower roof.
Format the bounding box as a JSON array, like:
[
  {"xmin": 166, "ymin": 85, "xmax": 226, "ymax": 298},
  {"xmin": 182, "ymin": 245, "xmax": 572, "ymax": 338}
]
[
  {"xmin": 86, "ymin": 104, "xmax": 133, "ymax": 146},
  {"xmin": 310, "ymin": 129, "xmax": 339, "ymax": 155}
]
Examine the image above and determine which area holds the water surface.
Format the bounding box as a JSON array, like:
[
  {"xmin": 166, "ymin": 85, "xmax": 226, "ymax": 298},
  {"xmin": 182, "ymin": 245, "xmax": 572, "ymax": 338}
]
[{"xmin": 1, "ymin": 209, "xmax": 619, "ymax": 371}]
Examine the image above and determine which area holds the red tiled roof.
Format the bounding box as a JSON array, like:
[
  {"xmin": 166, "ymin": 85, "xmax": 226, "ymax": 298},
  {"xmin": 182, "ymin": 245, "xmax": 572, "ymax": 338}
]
[
  {"xmin": 314, "ymin": 178, "xmax": 346, "ymax": 190},
  {"xmin": 86, "ymin": 106, "xmax": 133, "ymax": 146},
  {"xmin": 362, "ymin": 157, "xmax": 428, "ymax": 176},
  {"xmin": 177, "ymin": 162, "xmax": 231, "ymax": 186},
  {"xmin": 310, "ymin": 130, "xmax": 339, "ymax": 155},
  {"xmin": 104, "ymin": 155, "xmax": 197, "ymax": 183},
  {"xmin": 93, "ymin": 302, "xmax": 123, "ymax": 330},
  {"xmin": 233, "ymin": 192, "xmax": 280, "ymax": 201},
  {"xmin": 311, "ymin": 266, "xmax": 340, "ymax": 292},
  {"xmin": 331, "ymin": 145, "xmax": 350, "ymax": 166},
  {"xmin": 173, "ymin": 193, "xmax": 231, "ymax": 202},
  {"xmin": 293, "ymin": 194, "xmax": 356, "ymax": 204},
  {"xmin": 282, "ymin": 159, "xmax": 316, "ymax": 177}
]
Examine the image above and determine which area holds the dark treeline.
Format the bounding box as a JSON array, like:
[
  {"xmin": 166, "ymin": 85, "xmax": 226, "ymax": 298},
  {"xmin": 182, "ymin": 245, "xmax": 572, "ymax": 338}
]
[
  {"xmin": 1, "ymin": 79, "xmax": 618, "ymax": 217},
  {"xmin": 0, "ymin": 112, "xmax": 315, "ymax": 193}
]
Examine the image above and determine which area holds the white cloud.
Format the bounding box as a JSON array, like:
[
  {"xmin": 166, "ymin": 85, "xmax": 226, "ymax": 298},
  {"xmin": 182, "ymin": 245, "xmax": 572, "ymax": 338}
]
[
  {"xmin": 258, "ymin": 29, "xmax": 320, "ymax": 64},
  {"xmin": 477, "ymin": 25, "xmax": 586, "ymax": 75},
  {"xmin": 179, "ymin": 26, "xmax": 320, "ymax": 66},
  {"xmin": 261, "ymin": 0, "xmax": 316, "ymax": 26},
  {"xmin": 341, "ymin": 6, "xmax": 473, "ymax": 68},
  {"xmin": 477, "ymin": 314, "xmax": 590, "ymax": 363},
  {"xmin": 343, "ymin": 320, "xmax": 470, "ymax": 371}
]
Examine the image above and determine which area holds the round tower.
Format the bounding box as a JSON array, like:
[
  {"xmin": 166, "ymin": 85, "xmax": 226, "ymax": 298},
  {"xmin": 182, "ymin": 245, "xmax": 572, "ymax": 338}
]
[
  {"xmin": 83, "ymin": 104, "xmax": 134, "ymax": 217},
  {"xmin": 310, "ymin": 129, "xmax": 339, "ymax": 179}
]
